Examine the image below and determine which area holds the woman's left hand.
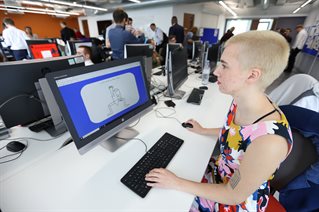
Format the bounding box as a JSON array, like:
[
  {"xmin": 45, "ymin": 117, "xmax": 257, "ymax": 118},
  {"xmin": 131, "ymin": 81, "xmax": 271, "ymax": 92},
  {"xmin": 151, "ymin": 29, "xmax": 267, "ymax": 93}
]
[{"xmin": 145, "ymin": 168, "xmax": 181, "ymax": 190}]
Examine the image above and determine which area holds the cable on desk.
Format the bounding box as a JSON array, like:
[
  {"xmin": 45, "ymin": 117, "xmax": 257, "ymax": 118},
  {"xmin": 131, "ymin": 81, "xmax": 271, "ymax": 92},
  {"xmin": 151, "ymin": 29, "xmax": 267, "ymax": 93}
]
[
  {"xmin": 0, "ymin": 131, "xmax": 66, "ymax": 142},
  {"xmin": 154, "ymin": 107, "xmax": 182, "ymax": 125},
  {"xmin": 0, "ymin": 139, "xmax": 28, "ymax": 164},
  {"xmin": 128, "ymin": 118, "xmax": 140, "ymax": 128},
  {"xmin": 115, "ymin": 136, "xmax": 147, "ymax": 153}
]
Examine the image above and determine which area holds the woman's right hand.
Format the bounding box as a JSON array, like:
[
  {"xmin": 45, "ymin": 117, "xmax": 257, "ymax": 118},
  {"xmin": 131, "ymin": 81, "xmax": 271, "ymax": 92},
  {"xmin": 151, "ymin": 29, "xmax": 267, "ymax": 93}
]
[{"xmin": 185, "ymin": 119, "xmax": 205, "ymax": 134}]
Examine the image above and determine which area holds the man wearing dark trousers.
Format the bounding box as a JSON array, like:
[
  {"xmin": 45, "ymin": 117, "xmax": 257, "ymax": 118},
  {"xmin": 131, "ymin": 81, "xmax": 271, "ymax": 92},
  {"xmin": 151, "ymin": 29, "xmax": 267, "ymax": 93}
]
[
  {"xmin": 285, "ymin": 25, "xmax": 308, "ymax": 73},
  {"xmin": 168, "ymin": 16, "xmax": 184, "ymax": 44}
]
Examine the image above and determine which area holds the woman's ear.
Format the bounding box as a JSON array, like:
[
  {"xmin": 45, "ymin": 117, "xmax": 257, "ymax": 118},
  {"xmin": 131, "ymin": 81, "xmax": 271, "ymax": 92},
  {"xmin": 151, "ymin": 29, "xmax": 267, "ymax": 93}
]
[{"xmin": 247, "ymin": 68, "xmax": 262, "ymax": 84}]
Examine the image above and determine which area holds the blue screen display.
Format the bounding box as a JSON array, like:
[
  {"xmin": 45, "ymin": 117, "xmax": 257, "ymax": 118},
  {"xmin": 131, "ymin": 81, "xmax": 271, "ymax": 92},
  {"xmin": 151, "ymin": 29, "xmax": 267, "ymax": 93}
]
[{"xmin": 57, "ymin": 65, "xmax": 148, "ymax": 138}]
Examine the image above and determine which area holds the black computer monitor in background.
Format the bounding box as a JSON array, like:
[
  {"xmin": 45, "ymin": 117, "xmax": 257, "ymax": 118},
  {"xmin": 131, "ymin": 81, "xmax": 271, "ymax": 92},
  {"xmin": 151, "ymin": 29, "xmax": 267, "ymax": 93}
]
[
  {"xmin": 0, "ymin": 55, "xmax": 85, "ymax": 130},
  {"xmin": 164, "ymin": 43, "xmax": 181, "ymax": 76},
  {"xmin": 26, "ymin": 39, "xmax": 61, "ymax": 59},
  {"xmin": 66, "ymin": 40, "xmax": 92, "ymax": 55},
  {"xmin": 198, "ymin": 41, "xmax": 210, "ymax": 73},
  {"xmin": 192, "ymin": 40, "xmax": 202, "ymax": 61},
  {"xmin": 45, "ymin": 57, "xmax": 154, "ymax": 154},
  {"xmin": 165, "ymin": 47, "xmax": 188, "ymax": 99},
  {"xmin": 124, "ymin": 44, "xmax": 154, "ymax": 89},
  {"xmin": 207, "ymin": 43, "xmax": 221, "ymax": 70}
]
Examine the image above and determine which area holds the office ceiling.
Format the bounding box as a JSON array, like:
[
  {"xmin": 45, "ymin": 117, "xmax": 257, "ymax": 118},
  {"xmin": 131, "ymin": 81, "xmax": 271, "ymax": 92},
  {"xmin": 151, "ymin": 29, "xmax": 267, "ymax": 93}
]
[{"xmin": 0, "ymin": 0, "xmax": 316, "ymax": 17}]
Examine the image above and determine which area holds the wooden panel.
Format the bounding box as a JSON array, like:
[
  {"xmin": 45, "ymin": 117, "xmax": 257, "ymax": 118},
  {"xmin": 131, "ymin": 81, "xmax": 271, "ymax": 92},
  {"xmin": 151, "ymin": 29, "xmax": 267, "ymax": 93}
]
[
  {"xmin": 81, "ymin": 19, "xmax": 90, "ymax": 37},
  {"xmin": 183, "ymin": 13, "xmax": 194, "ymax": 31},
  {"xmin": 0, "ymin": 11, "xmax": 79, "ymax": 39}
]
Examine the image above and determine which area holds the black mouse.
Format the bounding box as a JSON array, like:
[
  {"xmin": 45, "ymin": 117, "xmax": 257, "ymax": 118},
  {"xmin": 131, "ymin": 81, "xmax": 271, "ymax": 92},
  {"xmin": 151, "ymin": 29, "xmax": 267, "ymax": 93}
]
[
  {"xmin": 182, "ymin": 122, "xmax": 193, "ymax": 128},
  {"xmin": 6, "ymin": 141, "xmax": 26, "ymax": 152},
  {"xmin": 199, "ymin": 86, "xmax": 208, "ymax": 90}
]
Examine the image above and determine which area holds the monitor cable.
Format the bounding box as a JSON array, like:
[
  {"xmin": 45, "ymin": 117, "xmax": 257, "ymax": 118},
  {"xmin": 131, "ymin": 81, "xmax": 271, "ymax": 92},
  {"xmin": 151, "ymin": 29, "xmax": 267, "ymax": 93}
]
[
  {"xmin": 154, "ymin": 107, "xmax": 182, "ymax": 125},
  {"xmin": 115, "ymin": 136, "xmax": 147, "ymax": 153},
  {"xmin": 0, "ymin": 138, "xmax": 28, "ymax": 164}
]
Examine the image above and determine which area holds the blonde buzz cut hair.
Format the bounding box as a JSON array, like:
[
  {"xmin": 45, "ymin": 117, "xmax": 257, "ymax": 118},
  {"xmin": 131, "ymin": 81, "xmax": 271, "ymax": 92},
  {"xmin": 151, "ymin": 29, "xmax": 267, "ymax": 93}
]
[{"xmin": 225, "ymin": 30, "xmax": 290, "ymax": 90}]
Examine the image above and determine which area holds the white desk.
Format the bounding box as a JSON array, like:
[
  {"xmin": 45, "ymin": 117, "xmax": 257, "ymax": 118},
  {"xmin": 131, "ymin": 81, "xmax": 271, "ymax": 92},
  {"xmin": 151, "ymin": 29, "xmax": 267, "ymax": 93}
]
[{"xmin": 0, "ymin": 72, "xmax": 232, "ymax": 212}]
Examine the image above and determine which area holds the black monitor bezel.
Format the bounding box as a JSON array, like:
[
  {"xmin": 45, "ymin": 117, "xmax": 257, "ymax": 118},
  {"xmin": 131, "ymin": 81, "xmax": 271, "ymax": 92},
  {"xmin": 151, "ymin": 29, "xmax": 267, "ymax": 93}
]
[
  {"xmin": 45, "ymin": 57, "xmax": 154, "ymax": 154},
  {"xmin": 168, "ymin": 47, "xmax": 188, "ymax": 92},
  {"xmin": 124, "ymin": 44, "xmax": 153, "ymax": 58}
]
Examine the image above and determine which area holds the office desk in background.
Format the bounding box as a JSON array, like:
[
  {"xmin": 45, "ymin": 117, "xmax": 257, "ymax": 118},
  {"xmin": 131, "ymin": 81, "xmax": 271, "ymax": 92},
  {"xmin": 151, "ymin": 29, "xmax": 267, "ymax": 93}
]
[{"xmin": 0, "ymin": 70, "xmax": 232, "ymax": 212}]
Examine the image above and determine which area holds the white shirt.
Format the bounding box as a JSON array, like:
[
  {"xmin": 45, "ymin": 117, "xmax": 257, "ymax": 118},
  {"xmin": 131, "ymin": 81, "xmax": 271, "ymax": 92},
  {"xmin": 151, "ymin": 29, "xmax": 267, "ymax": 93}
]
[
  {"xmin": 84, "ymin": 59, "xmax": 94, "ymax": 66},
  {"xmin": 151, "ymin": 28, "xmax": 163, "ymax": 46},
  {"xmin": 292, "ymin": 28, "xmax": 308, "ymax": 50},
  {"xmin": 2, "ymin": 25, "xmax": 29, "ymax": 50}
]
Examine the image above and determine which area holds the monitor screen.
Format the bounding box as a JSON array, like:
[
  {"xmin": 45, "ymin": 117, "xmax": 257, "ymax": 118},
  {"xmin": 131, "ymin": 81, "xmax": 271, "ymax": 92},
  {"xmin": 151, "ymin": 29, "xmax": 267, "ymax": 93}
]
[
  {"xmin": 0, "ymin": 56, "xmax": 85, "ymax": 128},
  {"xmin": 45, "ymin": 57, "xmax": 154, "ymax": 154},
  {"xmin": 66, "ymin": 40, "xmax": 92, "ymax": 55},
  {"xmin": 124, "ymin": 44, "xmax": 153, "ymax": 58},
  {"xmin": 169, "ymin": 47, "xmax": 188, "ymax": 91},
  {"xmin": 27, "ymin": 39, "xmax": 60, "ymax": 59}
]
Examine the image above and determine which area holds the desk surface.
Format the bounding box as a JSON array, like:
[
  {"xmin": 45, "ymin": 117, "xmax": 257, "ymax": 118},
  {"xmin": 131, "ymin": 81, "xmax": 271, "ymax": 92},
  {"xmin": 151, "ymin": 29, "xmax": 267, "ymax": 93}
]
[{"xmin": 0, "ymin": 69, "xmax": 232, "ymax": 211}]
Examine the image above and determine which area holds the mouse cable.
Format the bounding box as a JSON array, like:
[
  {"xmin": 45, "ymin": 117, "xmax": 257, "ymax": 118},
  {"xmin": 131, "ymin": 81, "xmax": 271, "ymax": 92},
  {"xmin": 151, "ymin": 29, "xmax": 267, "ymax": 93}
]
[
  {"xmin": 154, "ymin": 107, "xmax": 182, "ymax": 125},
  {"xmin": 115, "ymin": 136, "xmax": 147, "ymax": 153},
  {"xmin": 0, "ymin": 131, "xmax": 66, "ymax": 142},
  {"xmin": 0, "ymin": 139, "xmax": 28, "ymax": 164},
  {"xmin": 128, "ymin": 117, "xmax": 140, "ymax": 128}
]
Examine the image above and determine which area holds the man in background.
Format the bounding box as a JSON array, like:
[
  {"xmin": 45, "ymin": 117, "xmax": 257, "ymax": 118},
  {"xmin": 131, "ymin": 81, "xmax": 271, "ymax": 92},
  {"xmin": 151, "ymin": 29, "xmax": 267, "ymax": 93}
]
[
  {"xmin": 60, "ymin": 22, "xmax": 75, "ymax": 43},
  {"xmin": 77, "ymin": 45, "xmax": 94, "ymax": 66},
  {"xmin": 284, "ymin": 24, "xmax": 308, "ymax": 73},
  {"xmin": 150, "ymin": 23, "xmax": 164, "ymax": 52},
  {"xmin": 169, "ymin": 16, "xmax": 184, "ymax": 44},
  {"xmin": 109, "ymin": 8, "xmax": 146, "ymax": 60},
  {"xmin": 2, "ymin": 17, "xmax": 29, "ymax": 60},
  {"xmin": 219, "ymin": 26, "xmax": 235, "ymax": 44}
]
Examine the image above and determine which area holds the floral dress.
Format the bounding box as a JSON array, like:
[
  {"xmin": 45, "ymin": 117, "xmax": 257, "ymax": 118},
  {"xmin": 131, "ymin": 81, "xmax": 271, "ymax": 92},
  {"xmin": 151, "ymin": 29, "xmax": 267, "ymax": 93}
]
[{"xmin": 191, "ymin": 101, "xmax": 293, "ymax": 212}]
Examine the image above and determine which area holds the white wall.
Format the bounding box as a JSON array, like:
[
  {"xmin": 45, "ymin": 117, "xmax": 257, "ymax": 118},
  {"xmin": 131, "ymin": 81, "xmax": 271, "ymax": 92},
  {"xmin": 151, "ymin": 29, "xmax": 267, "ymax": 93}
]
[{"xmin": 78, "ymin": 6, "xmax": 173, "ymax": 37}]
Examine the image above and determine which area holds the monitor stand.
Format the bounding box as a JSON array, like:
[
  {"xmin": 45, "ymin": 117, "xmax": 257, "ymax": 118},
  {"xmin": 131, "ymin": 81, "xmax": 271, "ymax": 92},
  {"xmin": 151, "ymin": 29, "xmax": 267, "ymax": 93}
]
[
  {"xmin": 99, "ymin": 128, "xmax": 139, "ymax": 152},
  {"xmin": 163, "ymin": 89, "xmax": 186, "ymax": 99}
]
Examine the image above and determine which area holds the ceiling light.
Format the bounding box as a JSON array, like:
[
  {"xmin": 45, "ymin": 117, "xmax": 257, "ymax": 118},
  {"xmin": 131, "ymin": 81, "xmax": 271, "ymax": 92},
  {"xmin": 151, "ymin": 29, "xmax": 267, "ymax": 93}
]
[
  {"xmin": 0, "ymin": 4, "xmax": 24, "ymax": 10},
  {"xmin": 219, "ymin": 1, "xmax": 237, "ymax": 17},
  {"xmin": 292, "ymin": 0, "xmax": 312, "ymax": 13},
  {"xmin": 39, "ymin": 0, "xmax": 108, "ymax": 12},
  {"xmin": 21, "ymin": 1, "xmax": 44, "ymax": 6},
  {"xmin": 129, "ymin": 0, "xmax": 141, "ymax": 3}
]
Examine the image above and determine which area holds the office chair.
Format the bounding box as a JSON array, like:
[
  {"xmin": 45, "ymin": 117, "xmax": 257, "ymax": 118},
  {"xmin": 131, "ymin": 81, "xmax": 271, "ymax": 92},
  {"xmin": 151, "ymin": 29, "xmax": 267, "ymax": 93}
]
[{"xmin": 268, "ymin": 74, "xmax": 318, "ymax": 106}]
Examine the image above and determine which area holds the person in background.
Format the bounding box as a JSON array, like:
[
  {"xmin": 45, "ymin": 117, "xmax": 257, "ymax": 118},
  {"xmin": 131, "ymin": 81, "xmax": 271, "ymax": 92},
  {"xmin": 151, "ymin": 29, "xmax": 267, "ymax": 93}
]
[
  {"xmin": 145, "ymin": 30, "xmax": 293, "ymax": 212},
  {"xmin": 185, "ymin": 27, "xmax": 199, "ymax": 59},
  {"xmin": 74, "ymin": 28, "xmax": 85, "ymax": 39},
  {"xmin": 284, "ymin": 24, "xmax": 308, "ymax": 73},
  {"xmin": 285, "ymin": 28, "xmax": 292, "ymax": 44},
  {"xmin": 169, "ymin": 16, "xmax": 184, "ymax": 44},
  {"xmin": 219, "ymin": 26, "xmax": 235, "ymax": 45},
  {"xmin": 160, "ymin": 35, "xmax": 178, "ymax": 66},
  {"xmin": 125, "ymin": 17, "xmax": 134, "ymax": 32},
  {"xmin": 150, "ymin": 23, "xmax": 164, "ymax": 52},
  {"xmin": 60, "ymin": 22, "xmax": 75, "ymax": 43},
  {"xmin": 2, "ymin": 17, "xmax": 29, "ymax": 60},
  {"xmin": 76, "ymin": 45, "xmax": 94, "ymax": 66},
  {"xmin": 105, "ymin": 21, "xmax": 116, "ymax": 48},
  {"xmin": 25, "ymin": 26, "xmax": 38, "ymax": 39},
  {"xmin": 109, "ymin": 8, "xmax": 147, "ymax": 60}
]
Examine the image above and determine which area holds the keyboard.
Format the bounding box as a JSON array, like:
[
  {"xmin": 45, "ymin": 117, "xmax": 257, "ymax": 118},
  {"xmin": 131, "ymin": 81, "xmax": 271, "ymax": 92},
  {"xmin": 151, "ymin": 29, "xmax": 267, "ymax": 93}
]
[
  {"xmin": 29, "ymin": 118, "xmax": 54, "ymax": 132},
  {"xmin": 121, "ymin": 132, "xmax": 184, "ymax": 198},
  {"xmin": 186, "ymin": 88, "xmax": 205, "ymax": 105}
]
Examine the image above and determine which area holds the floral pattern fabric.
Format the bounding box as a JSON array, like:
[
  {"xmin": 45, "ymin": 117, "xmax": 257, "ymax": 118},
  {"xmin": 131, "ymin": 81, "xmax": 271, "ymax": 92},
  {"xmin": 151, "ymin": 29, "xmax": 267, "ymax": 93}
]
[{"xmin": 191, "ymin": 101, "xmax": 293, "ymax": 212}]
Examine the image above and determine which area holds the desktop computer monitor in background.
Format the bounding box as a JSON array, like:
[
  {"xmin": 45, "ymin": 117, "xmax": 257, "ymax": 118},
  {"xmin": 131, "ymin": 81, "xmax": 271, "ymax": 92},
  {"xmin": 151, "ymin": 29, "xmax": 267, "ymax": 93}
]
[
  {"xmin": 165, "ymin": 47, "xmax": 188, "ymax": 99},
  {"xmin": 0, "ymin": 56, "xmax": 85, "ymax": 130},
  {"xmin": 66, "ymin": 40, "xmax": 92, "ymax": 55},
  {"xmin": 207, "ymin": 43, "xmax": 221, "ymax": 70},
  {"xmin": 198, "ymin": 41, "xmax": 210, "ymax": 72},
  {"xmin": 45, "ymin": 57, "xmax": 154, "ymax": 154},
  {"xmin": 124, "ymin": 44, "xmax": 154, "ymax": 89},
  {"xmin": 164, "ymin": 43, "xmax": 181, "ymax": 75},
  {"xmin": 192, "ymin": 40, "xmax": 202, "ymax": 61},
  {"xmin": 27, "ymin": 39, "xmax": 60, "ymax": 59}
]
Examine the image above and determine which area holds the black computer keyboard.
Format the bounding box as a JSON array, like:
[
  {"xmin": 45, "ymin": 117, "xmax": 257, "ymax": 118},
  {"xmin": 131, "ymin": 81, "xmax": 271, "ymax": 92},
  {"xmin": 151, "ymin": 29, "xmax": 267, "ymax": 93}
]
[
  {"xmin": 121, "ymin": 132, "xmax": 184, "ymax": 198},
  {"xmin": 186, "ymin": 88, "xmax": 205, "ymax": 105},
  {"xmin": 28, "ymin": 118, "xmax": 54, "ymax": 132}
]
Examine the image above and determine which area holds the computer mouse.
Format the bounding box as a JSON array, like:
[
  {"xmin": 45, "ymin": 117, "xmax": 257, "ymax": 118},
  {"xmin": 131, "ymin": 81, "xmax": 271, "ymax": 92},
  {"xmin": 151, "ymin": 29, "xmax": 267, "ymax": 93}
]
[
  {"xmin": 199, "ymin": 86, "xmax": 208, "ymax": 90},
  {"xmin": 182, "ymin": 122, "xmax": 193, "ymax": 128},
  {"xmin": 6, "ymin": 141, "xmax": 26, "ymax": 152}
]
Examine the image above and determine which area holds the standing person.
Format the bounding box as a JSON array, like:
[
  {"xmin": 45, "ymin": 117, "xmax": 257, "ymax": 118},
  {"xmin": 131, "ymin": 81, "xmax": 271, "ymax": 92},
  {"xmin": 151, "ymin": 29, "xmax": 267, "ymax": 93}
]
[
  {"xmin": 60, "ymin": 22, "xmax": 75, "ymax": 43},
  {"xmin": 150, "ymin": 23, "xmax": 164, "ymax": 52},
  {"xmin": 109, "ymin": 8, "xmax": 146, "ymax": 60},
  {"xmin": 2, "ymin": 18, "xmax": 29, "ymax": 60},
  {"xmin": 284, "ymin": 24, "xmax": 308, "ymax": 73},
  {"xmin": 169, "ymin": 16, "xmax": 184, "ymax": 44},
  {"xmin": 219, "ymin": 26, "xmax": 235, "ymax": 44},
  {"xmin": 145, "ymin": 30, "xmax": 293, "ymax": 212},
  {"xmin": 25, "ymin": 26, "xmax": 38, "ymax": 39},
  {"xmin": 285, "ymin": 28, "xmax": 292, "ymax": 44},
  {"xmin": 105, "ymin": 21, "xmax": 116, "ymax": 48}
]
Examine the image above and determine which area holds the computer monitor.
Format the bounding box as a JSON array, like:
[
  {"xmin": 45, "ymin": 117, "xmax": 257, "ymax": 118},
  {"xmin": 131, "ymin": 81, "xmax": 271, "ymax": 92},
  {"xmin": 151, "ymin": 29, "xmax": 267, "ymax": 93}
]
[
  {"xmin": 164, "ymin": 43, "xmax": 182, "ymax": 76},
  {"xmin": 66, "ymin": 40, "xmax": 92, "ymax": 55},
  {"xmin": 207, "ymin": 43, "xmax": 221, "ymax": 70},
  {"xmin": 124, "ymin": 44, "xmax": 154, "ymax": 89},
  {"xmin": 45, "ymin": 57, "xmax": 154, "ymax": 154},
  {"xmin": 165, "ymin": 47, "xmax": 188, "ymax": 99},
  {"xmin": 192, "ymin": 40, "xmax": 202, "ymax": 61},
  {"xmin": 0, "ymin": 55, "xmax": 85, "ymax": 129},
  {"xmin": 198, "ymin": 41, "xmax": 210, "ymax": 72},
  {"xmin": 27, "ymin": 39, "xmax": 60, "ymax": 59}
]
